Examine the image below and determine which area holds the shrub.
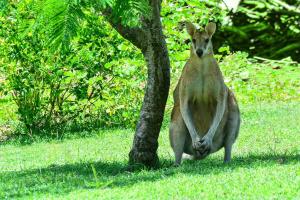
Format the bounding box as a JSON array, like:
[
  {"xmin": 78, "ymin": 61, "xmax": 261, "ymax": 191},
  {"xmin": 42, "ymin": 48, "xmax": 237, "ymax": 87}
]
[{"xmin": 1, "ymin": 3, "xmax": 145, "ymax": 135}]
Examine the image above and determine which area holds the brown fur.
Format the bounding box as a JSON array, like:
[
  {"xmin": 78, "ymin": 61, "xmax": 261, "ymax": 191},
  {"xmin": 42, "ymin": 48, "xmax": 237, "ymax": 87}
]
[{"xmin": 169, "ymin": 22, "xmax": 240, "ymax": 165}]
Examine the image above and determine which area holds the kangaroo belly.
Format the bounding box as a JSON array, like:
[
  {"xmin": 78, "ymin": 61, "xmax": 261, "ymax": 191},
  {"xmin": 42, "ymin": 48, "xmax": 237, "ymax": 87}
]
[{"xmin": 191, "ymin": 100, "xmax": 216, "ymax": 137}]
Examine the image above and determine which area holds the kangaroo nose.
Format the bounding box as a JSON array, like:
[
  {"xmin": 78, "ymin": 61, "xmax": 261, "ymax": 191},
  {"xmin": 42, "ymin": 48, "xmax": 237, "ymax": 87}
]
[{"xmin": 196, "ymin": 49, "xmax": 203, "ymax": 57}]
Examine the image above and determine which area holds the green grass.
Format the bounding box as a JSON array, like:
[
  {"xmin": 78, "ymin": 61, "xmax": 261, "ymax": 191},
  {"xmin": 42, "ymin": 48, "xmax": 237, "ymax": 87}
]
[{"xmin": 0, "ymin": 102, "xmax": 299, "ymax": 199}]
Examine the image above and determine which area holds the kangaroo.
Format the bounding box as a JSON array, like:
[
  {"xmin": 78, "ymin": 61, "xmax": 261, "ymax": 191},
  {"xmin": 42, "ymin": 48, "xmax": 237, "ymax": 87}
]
[{"xmin": 169, "ymin": 22, "xmax": 240, "ymax": 165}]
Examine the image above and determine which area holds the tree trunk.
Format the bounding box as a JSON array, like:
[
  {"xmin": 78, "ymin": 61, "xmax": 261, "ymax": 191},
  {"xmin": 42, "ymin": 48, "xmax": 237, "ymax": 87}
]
[
  {"xmin": 129, "ymin": 2, "xmax": 170, "ymax": 167},
  {"xmin": 104, "ymin": 0, "xmax": 170, "ymax": 167}
]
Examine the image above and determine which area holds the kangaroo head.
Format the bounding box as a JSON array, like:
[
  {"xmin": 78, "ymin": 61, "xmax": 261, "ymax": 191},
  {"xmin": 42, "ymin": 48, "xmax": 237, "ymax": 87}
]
[{"xmin": 186, "ymin": 22, "xmax": 216, "ymax": 58}]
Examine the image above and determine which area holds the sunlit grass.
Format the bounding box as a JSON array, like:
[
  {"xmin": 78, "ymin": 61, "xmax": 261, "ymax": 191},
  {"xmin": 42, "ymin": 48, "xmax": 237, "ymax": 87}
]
[{"xmin": 0, "ymin": 102, "xmax": 299, "ymax": 199}]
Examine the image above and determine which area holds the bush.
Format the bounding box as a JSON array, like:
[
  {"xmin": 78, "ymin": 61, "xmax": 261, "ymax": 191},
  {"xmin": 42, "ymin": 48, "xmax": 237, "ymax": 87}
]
[
  {"xmin": 216, "ymin": 0, "xmax": 300, "ymax": 61},
  {"xmin": 1, "ymin": 3, "xmax": 145, "ymax": 135},
  {"xmin": 219, "ymin": 52, "xmax": 300, "ymax": 103}
]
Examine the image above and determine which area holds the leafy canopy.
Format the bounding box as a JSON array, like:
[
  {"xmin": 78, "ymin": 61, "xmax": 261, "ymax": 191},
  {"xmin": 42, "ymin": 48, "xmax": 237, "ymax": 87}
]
[{"xmin": 23, "ymin": 0, "xmax": 150, "ymax": 52}]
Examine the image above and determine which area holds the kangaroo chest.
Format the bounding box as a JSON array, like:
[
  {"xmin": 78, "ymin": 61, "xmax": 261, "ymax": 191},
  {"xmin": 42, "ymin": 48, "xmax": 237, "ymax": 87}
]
[
  {"xmin": 190, "ymin": 71, "xmax": 219, "ymax": 103},
  {"xmin": 185, "ymin": 62, "xmax": 221, "ymax": 134},
  {"xmin": 187, "ymin": 58, "xmax": 220, "ymax": 102}
]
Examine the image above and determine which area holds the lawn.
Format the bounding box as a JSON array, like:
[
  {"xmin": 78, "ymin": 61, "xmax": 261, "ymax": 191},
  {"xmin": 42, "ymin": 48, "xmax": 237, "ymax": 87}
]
[{"xmin": 0, "ymin": 102, "xmax": 299, "ymax": 199}]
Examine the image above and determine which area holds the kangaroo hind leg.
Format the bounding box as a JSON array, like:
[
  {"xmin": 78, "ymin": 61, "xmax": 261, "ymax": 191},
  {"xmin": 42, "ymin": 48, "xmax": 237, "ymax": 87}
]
[
  {"xmin": 169, "ymin": 114, "xmax": 188, "ymax": 166},
  {"xmin": 224, "ymin": 93, "xmax": 240, "ymax": 163}
]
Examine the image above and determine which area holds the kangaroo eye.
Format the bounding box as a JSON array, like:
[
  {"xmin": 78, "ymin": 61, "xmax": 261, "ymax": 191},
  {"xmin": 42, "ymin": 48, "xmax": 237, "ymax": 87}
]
[
  {"xmin": 205, "ymin": 39, "xmax": 209, "ymax": 43},
  {"xmin": 192, "ymin": 39, "xmax": 196, "ymax": 43}
]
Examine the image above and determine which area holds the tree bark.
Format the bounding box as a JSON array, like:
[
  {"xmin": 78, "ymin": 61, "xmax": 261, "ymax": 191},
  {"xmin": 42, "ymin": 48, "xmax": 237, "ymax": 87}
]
[
  {"xmin": 128, "ymin": 1, "xmax": 170, "ymax": 167},
  {"xmin": 104, "ymin": 0, "xmax": 170, "ymax": 167}
]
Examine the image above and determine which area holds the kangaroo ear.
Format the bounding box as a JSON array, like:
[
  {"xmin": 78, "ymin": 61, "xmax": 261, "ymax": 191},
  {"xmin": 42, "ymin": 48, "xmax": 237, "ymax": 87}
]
[
  {"xmin": 205, "ymin": 22, "xmax": 216, "ymax": 37},
  {"xmin": 186, "ymin": 21, "xmax": 196, "ymax": 36}
]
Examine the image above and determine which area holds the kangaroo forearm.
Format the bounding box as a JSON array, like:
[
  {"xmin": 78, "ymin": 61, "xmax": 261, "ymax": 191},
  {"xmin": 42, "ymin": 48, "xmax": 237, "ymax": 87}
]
[
  {"xmin": 207, "ymin": 89, "xmax": 228, "ymax": 138},
  {"xmin": 180, "ymin": 103, "xmax": 198, "ymax": 141}
]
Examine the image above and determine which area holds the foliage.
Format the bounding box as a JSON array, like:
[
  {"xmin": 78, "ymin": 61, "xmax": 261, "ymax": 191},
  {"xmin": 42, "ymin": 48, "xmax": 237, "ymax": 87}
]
[
  {"xmin": 0, "ymin": 1, "xmax": 146, "ymax": 135},
  {"xmin": 0, "ymin": 0, "xmax": 299, "ymax": 137},
  {"xmin": 220, "ymin": 52, "xmax": 300, "ymax": 103},
  {"xmin": 32, "ymin": 0, "xmax": 150, "ymax": 52},
  {"xmin": 219, "ymin": 0, "xmax": 300, "ymax": 61},
  {"xmin": 0, "ymin": 102, "xmax": 299, "ymax": 198}
]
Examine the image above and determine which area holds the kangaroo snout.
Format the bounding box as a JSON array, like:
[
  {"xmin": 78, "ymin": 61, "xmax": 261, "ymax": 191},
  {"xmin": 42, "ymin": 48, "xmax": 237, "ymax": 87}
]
[{"xmin": 196, "ymin": 49, "xmax": 203, "ymax": 57}]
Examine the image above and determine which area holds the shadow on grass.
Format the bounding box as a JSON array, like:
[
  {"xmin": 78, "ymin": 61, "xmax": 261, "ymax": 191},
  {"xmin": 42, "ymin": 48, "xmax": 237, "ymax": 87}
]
[{"xmin": 0, "ymin": 152, "xmax": 299, "ymax": 199}]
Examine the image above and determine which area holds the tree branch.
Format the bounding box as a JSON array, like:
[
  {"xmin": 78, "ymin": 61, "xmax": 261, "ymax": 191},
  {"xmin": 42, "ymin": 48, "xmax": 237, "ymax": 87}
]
[{"xmin": 101, "ymin": 7, "xmax": 148, "ymax": 50}]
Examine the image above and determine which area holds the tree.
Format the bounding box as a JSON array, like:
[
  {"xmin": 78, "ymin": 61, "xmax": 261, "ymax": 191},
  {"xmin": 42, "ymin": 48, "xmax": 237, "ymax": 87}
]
[
  {"xmin": 104, "ymin": 2, "xmax": 170, "ymax": 167},
  {"xmin": 36, "ymin": 0, "xmax": 170, "ymax": 167}
]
